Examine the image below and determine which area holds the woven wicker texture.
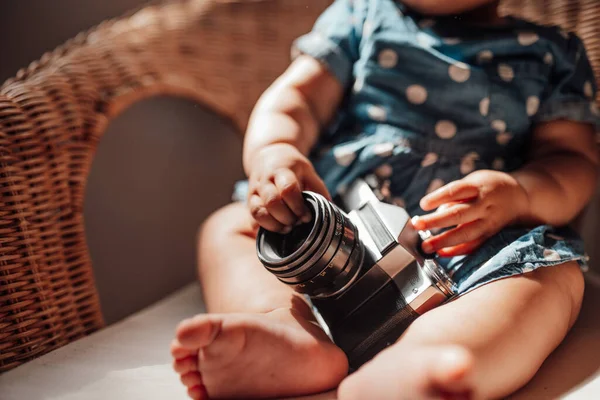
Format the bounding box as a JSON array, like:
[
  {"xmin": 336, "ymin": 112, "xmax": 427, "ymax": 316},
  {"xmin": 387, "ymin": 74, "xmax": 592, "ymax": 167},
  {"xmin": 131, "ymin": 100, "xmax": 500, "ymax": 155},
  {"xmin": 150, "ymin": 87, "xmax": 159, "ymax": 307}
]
[{"xmin": 0, "ymin": 0, "xmax": 598, "ymax": 373}]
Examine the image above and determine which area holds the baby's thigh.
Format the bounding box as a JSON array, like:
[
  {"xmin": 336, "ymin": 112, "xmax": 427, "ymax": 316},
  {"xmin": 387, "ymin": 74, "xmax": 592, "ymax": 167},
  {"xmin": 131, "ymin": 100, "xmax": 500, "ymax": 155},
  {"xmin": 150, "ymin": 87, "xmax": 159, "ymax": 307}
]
[
  {"xmin": 397, "ymin": 263, "xmax": 583, "ymax": 389},
  {"xmin": 198, "ymin": 202, "xmax": 258, "ymax": 247}
]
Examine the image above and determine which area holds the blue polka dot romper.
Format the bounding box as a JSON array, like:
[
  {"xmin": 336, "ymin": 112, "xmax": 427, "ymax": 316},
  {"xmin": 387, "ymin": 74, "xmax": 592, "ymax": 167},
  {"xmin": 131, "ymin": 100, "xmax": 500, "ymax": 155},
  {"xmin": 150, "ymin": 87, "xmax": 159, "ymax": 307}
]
[{"xmin": 235, "ymin": 0, "xmax": 600, "ymax": 295}]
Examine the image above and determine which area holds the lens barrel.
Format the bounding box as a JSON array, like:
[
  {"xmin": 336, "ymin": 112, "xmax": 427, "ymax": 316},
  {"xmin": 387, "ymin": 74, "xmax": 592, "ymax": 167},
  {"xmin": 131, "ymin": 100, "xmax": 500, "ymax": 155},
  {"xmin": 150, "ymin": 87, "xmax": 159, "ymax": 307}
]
[{"xmin": 256, "ymin": 192, "xmax": 364, "ymax": 298}]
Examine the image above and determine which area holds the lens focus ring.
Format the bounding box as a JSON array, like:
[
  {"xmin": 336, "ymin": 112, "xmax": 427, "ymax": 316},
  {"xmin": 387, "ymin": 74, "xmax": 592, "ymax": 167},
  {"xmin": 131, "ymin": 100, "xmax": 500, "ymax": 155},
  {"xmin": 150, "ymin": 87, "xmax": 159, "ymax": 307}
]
[{"xmin": 256, "ymin": 192, "xmax": 364, "ymax": 298}]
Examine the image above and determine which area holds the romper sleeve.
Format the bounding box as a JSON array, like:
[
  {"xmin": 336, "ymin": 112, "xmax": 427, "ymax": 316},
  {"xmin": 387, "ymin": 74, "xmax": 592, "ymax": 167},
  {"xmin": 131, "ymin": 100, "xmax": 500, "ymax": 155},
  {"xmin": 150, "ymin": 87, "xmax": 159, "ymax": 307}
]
[
  {"xmin": 292, "ymin": 0, "xmax": 367, "ymax": 89},
  {"xmin": 535, "ymin": 33, "xmax": 599, "ymax": 130}
]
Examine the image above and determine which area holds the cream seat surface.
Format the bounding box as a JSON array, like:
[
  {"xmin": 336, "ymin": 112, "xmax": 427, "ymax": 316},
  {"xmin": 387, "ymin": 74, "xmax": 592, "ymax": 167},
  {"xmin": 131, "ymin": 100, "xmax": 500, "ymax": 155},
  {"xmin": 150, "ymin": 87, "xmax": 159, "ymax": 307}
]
[{"xmin": 0, "ymin": 277, "xmax": 598, "ymax": 400}]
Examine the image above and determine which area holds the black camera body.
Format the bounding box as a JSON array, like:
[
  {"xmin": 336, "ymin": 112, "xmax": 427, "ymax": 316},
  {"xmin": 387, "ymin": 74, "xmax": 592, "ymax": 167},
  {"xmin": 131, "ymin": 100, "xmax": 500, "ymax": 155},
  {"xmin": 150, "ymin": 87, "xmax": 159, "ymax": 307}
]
[{"xmin": 256, "ymin": 180, "xmax": 456, "ymax": 369}]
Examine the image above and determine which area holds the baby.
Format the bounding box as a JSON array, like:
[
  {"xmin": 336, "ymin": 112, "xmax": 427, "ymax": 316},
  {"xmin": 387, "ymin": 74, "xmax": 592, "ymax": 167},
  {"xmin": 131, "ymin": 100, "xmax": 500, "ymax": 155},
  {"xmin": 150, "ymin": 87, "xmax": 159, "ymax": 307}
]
[{"xmin": 171, "ymin": 0, "xmax": 599, "ymax": 398}]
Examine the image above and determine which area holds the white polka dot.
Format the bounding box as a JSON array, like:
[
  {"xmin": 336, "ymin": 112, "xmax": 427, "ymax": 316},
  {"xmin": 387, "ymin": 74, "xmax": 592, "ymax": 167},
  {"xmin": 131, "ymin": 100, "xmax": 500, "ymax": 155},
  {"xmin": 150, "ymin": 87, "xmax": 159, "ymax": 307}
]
[
  {"xmin": 353, "ymin": 76, "xmax": 364, "ymax": 93},
  {"xmin": 479, "ymin": 97, "xmax": 490, "ymax": 116},
  {"xmin": 518, "ymin": 32, "xmax": 539, "ymax": 46},
  {"xmin": 372, "ymin": 142, "xmax": 394, "ymax": 157},
  {"xmin": 477, "ymin": 50, "xmax": 494, "ymax": 64},
  {"xmin": 419, "ymin": 19, "xmax": 435, "ymax": 29},
  {"xmin": 379, "ymin": 49, "xmax": 398, "ymax": 68},
  {"xmin": 491, "ymin": 119, "xmax": 507, "ymax": 132},
  {"xmin": 426, "ymin": 178, "xmax": 445, "ymax": 194},
  {"xmin": 421, "ymin": 152, "xmax": 438, "ymax": 167},
  {"xmin": 498, "ymin": 64, "xmax": 514, "ymax": 82},
  {"xmin": 393, "ymin": 197, "xmax": 406, "ymax": 208},
  {"xmin": 492, "ymin": 158, "xmax": 505, "ymax": 170},
  {"xmin": 584, "ymin": 81, "xmax": 594, "ymax": 99},
  {"xmin": 448, "ymin": 63, "xmax": 471, "ymax": 83},
  {"xmin": 547, "ymin": 233, "xmax": 565, "ymax": 241},
  {"xmin": 543, "ymin": 249, "xmax": 561, "ymax": 261},
  {"xmin": 375, "ymin": 163, "xmax": 393, "ymax": 178},
  {"xmin": 406, "ymin": 85, "xmax": 428, "ymax": 104},
  {"xmin": 443, "ymin": 38, "xmax": 461, "ymax": 45},
  {"xmin": 460, "ymin": 152, "xmax": 479, "ymax": 175},
  {"xmin": 333, "ymin": 147, "xmax": 356, "ymax": 166},
  {"xmin": 367, "ymin": 105, "xmax": 387, "ymax": 121},
  {"xmin": 526, "ymin": 96, "xmax": 540, "ymax": 116},
  {"xmin": 435, "ymin": 120, "xmax": 457, "ymax": 139},
  {"xmin": 496, "ymin": 132, "xmax": 513, "ymax": 146},
  {"xmin": 543, "ymin": 52, "xmax": 554, "ymax": 65}
]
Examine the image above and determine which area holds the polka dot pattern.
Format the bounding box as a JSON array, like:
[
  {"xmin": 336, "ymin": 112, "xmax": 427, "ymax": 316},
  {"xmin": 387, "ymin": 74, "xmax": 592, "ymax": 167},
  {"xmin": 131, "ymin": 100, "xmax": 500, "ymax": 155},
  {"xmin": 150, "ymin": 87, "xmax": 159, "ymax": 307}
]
[
  {"xmin": 492, "ymin": 158, "xmax": 505, "ymax": 170},
  {"xmin": 496, "ymin": 132, "xmax": 513, "ymax": 146},
  {"xmin": 367, "ymin": 105, "xmax": 387, "ymax": 121},
  {"xmin": 491, "ymin": 120, "xmax": 507, "ymax": 133},
  {"xmin": 479, "ymin": 97, "xmax": 490, "ymax": 116},
  {"xmin": 526, "ymin": 96, "xmax": 540, "ymax": 116},
  {"xmin": 421, "ymin": 152, "xmax": 438, "ymax": 167},
  {"xmin": 333, "ymin": 147, "xmax": 356, "ymax": 166},
  {"xmin": 543, "ymin": 52, "xmax": 554, "ymax": 65},
  {"xmin": 448, "ymin": 63, "xmax": 471, "ymax": 82},
  {"xmin": 477, "ymin": 50, "xmax": 493, "ymax": 64},
  {"xmin": 518, "ymin": 32, "xmax": 539, "ymax": 46},
  {"xmin": 498, "ymin": 64, "xmax": 514, "ymax": 82},
  {"xmin": 379, "ymin": 49, "xmax": 398, "ymax": 68},
  {"xmin": 406, "ymin": 85, "xmax": 428, "ymax": 104},
  {"xmin": 460, "ymin": 152, "xmax": 479, "ymax": 175},
  {"xmin": 435, "ymin": 120, "xmax": 457, "ymax": 139}
]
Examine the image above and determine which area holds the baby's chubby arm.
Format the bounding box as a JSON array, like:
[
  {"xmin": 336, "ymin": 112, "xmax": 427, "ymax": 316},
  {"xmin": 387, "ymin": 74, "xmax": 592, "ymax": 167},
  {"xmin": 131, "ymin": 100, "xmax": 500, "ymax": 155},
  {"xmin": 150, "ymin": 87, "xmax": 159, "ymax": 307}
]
[
  {"xmin": 243, "ymin": 55, "xmax": 344, "ymax": 232},
  {"xmin": 413, "ymin": 120, "xmax": 598, "ymax": 256}
]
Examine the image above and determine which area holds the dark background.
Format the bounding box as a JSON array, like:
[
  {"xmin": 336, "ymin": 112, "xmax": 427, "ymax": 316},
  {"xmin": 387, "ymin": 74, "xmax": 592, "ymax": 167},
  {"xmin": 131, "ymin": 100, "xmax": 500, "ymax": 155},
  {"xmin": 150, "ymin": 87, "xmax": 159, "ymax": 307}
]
[{"xmin": 0, "ymin": 1, "xmax": 245, "ymax": 324}]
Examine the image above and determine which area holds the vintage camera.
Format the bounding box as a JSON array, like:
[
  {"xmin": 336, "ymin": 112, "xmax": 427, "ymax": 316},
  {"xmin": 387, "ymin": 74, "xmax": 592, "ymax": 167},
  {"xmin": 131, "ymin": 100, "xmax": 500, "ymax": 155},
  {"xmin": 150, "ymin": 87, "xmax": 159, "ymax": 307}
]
[{"xmin": 256, "ymin": 179, "xmax": 457, "ymax": 369}]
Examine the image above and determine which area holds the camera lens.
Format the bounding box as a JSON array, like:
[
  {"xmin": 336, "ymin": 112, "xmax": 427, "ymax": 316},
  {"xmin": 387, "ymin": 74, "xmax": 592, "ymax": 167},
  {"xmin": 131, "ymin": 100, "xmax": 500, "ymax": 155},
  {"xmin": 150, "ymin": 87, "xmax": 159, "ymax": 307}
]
[{"xmin": 257, "ymin": 192, "xmax": 365, "ymax": 298}]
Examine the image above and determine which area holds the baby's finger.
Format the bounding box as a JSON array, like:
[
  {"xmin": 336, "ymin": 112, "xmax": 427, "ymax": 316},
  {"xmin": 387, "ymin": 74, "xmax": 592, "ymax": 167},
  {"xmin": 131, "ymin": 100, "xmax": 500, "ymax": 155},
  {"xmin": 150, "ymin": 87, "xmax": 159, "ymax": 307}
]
[
  {"xmin": 302, "ymin": 170, "xmax": 331, "ymax": 201},
  {"xmin": 412, "ymin": 202, "xmax": 482, "ymax": 231},
  {"xmin": 248, "ymin": 194, "xmax": 286, "ymax": 233},
  {"xmin": 421, "ymin": 219, "xmax": 487, "ymax": 253},
  {"xmin": 274, "ymin": 169, "xmax": 309, "ymax": 221},
  {"xmin": 258, "ymin": 183, "xmax": 297, "ymax": 227},
  {"xmin": 437, "ymin": 239, "xmax": 486, "ymax": 257},
  {"xmin": 420, "ymin": 181, "xmax": 479, "ymax": 211}
]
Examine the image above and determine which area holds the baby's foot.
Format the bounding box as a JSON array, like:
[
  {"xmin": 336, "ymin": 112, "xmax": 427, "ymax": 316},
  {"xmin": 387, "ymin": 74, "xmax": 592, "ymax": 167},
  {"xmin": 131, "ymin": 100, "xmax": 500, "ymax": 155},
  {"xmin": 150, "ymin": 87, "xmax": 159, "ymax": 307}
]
[
  {"xmin": 171, "ymin": 308, "xmax": 348, "ymax": 399},
  {"xmin": 338, "ymin": 345, "xmax": 475, "ymax": 400}
]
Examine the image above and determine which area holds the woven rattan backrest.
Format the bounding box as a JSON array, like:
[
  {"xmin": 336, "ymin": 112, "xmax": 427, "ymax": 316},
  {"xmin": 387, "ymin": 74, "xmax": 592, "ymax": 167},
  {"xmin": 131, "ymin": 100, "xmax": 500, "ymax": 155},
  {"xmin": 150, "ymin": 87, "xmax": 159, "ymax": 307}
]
[{"xmin": 0, "ymin": 0, "xmax": 598, "ymax": 373}]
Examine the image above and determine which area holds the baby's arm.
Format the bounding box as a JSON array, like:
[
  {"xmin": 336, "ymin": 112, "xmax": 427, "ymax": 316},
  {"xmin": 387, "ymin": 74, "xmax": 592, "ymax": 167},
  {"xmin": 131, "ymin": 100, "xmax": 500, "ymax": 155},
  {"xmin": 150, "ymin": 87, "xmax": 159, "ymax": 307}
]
[
  {"xmin": 511, "ymin": 120, "xmax": 598, "ymax": 225},
  {"xmin": 413, "ymin": 120, "xmax": 598, "ymax": 256},
  {"xmin": 243, "ymin": 55, "xmax": 344, "ymax": 232}
]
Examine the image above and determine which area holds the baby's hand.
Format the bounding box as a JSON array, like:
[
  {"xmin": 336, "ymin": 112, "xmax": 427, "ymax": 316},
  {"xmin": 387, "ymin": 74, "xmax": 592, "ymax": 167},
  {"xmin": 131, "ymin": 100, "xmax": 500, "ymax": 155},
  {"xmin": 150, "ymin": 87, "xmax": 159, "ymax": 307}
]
[
  {"xmin": 247, "ymin": 143, "xmax": 331, "ymax": 233},
  {"xmin": 412, "ymin": 170, "xmax": 529, "ymax": 257}
]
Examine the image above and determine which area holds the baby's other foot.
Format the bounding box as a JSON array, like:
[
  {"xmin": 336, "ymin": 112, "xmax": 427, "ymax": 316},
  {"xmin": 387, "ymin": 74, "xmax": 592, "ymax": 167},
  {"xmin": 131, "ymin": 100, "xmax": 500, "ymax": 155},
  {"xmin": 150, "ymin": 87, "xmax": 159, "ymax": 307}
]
[
  {"xmin": 338, "ymin": 345, "xmax": 475, "ymax": 400},
  {"xmin": 171, "ymin": 308, "xmax": 348, "ymax": 399}
]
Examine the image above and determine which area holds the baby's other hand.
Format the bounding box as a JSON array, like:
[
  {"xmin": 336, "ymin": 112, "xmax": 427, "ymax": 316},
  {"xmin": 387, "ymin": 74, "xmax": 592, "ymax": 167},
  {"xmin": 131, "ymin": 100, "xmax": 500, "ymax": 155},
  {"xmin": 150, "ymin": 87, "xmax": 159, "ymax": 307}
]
[
  {"xmin": 247, "ymin": 143, "xmax": 331, "ymax": 233},
  {"xmin": 412, "ymin": 170, "xmax": 529, "ymax": 257}
]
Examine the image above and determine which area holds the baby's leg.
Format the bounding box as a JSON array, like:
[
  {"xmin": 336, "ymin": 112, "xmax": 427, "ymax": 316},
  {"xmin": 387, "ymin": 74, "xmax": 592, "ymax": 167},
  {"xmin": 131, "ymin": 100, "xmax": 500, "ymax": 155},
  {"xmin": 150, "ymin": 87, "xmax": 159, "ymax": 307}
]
[
  {"xmin": 171, "ymin": 203, "xmax": 347, "ymax": 399},
  {"xmin": 338, "ymin": 262, "xmax": 584, "ymax": 400}
]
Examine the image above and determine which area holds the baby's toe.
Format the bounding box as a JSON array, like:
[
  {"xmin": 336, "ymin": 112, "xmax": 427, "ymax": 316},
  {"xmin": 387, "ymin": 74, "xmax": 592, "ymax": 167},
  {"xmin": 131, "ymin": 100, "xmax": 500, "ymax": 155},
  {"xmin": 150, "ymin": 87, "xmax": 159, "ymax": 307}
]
[
  {"xmin": 180, "ymin": 371, "xmax": 203, "ymax": 388},
  {"xmin": 187, "ymin": 385, "xmax": 209, "ymax": 400},
  {"xmin": 173, "ymin": 355, "xmax": 198, "ymax": 374},
  {"xmin": 171, "ymin": 339, "xmax": 197, "ymax": 360},
  {"xmin": 176, "ymin": 315, "xmax": 222, "ymax": 349}
]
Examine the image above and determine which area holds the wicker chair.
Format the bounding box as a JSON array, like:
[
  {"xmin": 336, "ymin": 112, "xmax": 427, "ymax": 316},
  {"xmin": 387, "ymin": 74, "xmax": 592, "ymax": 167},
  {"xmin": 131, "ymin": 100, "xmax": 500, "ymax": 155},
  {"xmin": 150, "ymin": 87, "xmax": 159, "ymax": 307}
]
[{"xmin": 0, "ymin": 0, "xmax": 598, "ymax": 373}]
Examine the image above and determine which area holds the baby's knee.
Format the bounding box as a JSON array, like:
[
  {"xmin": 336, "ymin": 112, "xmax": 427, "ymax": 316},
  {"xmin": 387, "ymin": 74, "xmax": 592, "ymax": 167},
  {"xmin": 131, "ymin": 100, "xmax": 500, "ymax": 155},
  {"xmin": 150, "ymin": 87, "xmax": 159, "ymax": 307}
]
[{"xmin": 198, "ymin": 202, "xmax": 256, "ymax": 248}]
